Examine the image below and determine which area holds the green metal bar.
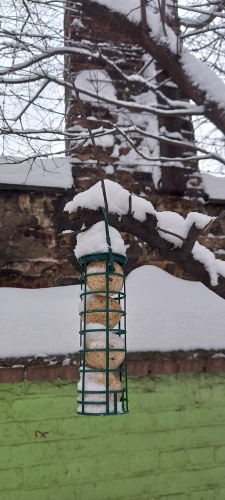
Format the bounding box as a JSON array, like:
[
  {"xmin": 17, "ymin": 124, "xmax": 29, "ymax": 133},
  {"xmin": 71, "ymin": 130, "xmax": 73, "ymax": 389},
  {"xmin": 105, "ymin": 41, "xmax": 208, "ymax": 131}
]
[
  {"xmin": 77, "ymin": 245, "xmax": 128, "ymax": 415},
  {"xmin": 100, "ymin": 207, "xmax": 115, "ymax": 273}
]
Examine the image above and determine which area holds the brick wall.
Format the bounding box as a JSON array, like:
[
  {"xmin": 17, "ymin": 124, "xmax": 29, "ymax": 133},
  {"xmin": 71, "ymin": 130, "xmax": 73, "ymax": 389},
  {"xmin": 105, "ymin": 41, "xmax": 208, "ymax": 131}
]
[{"xmin": 1, "ymin": 373, "xmax": 225, "ymax": 499}]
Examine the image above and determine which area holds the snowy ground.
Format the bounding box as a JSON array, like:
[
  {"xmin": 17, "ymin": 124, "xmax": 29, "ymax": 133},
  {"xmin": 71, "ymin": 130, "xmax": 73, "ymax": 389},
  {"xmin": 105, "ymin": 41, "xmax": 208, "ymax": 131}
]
[{"xmin": 1, "ymin": 265, "xmax": 225, "ymax": 359}]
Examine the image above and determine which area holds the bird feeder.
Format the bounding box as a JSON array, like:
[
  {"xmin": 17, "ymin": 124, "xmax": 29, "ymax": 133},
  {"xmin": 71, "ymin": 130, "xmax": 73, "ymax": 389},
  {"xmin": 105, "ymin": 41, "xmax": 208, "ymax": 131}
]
[{"xmin": 77, "ymin": 209, "xmax": 128, "ymax": 416}]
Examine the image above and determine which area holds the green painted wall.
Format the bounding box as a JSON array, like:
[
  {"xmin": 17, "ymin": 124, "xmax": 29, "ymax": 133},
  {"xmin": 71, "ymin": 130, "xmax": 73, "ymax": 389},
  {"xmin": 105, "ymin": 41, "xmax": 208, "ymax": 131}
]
[{"xmin": 1, "ymin": 373, "xmax": 225, "ymax": 500}]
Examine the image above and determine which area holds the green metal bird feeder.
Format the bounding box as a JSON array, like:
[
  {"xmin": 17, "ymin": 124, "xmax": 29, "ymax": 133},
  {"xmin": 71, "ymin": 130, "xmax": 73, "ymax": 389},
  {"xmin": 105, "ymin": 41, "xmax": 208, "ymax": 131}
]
[{"xmin": 77, "ymin": 208, "xmax": 128, "ymax": 416}]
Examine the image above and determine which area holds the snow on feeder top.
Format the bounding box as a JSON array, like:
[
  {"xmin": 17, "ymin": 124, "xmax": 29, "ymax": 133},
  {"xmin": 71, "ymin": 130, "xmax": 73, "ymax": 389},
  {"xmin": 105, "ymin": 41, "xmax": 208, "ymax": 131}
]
[{"xmin": 75, "ymin": 208, "xmax": 128, "ymax": 416}]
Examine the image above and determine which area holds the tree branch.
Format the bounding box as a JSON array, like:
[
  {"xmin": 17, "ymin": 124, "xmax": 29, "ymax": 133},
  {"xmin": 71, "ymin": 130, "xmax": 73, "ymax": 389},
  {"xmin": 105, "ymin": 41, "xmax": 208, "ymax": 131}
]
[
  {"xmin": 67, "ymin": 204, "xmax": 225, "ymax": 301},
  {"xmin": 80, "ymin": 2, "xmax": 225, "ymax": 135}
]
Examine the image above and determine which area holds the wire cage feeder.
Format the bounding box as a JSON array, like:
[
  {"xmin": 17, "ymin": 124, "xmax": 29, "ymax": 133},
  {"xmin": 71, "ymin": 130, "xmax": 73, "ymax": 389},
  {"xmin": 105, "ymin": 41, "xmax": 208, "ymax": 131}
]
[{"xmin": 77, "ymin": 210, "xmax": 128, "ymax": 416}]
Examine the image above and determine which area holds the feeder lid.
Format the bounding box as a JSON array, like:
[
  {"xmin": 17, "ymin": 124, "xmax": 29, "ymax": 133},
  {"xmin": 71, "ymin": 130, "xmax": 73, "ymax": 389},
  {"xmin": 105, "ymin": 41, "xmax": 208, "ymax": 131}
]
[{"xmin": 78, "ymin": 252, "xmax": 127, "ymax": 268}]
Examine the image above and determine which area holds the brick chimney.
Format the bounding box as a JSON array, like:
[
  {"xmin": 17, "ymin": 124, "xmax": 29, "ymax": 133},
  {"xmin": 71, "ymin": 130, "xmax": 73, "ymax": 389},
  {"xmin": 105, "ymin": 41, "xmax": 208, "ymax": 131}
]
[{"xmin": 64, "ymin": 0, "xmax": 206, "ymax": 278}]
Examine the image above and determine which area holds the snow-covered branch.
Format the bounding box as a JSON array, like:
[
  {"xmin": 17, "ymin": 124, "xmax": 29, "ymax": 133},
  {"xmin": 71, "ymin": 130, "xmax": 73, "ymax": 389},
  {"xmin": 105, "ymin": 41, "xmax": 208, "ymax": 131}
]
[
  {"xmin": 72, "ymin": 85, "xmax": 204, "ymax": 117},
  {"xmin": 65, "ymin": 180, "xmax": 225, "ymax": 301},
  {"xmin": 67, "ymin": 123, "xmax": 225, "ymax": 167},
  {"xmin": 178, "ymin": 3, "xmax": 225, "ymax": 21},
  {"xmin": 0, "ymin": 46, "xmax": 93, "ymax": 77},
  {"xmin": 179, "ymin": 1, "xmax": 225, "ymax": 29}
]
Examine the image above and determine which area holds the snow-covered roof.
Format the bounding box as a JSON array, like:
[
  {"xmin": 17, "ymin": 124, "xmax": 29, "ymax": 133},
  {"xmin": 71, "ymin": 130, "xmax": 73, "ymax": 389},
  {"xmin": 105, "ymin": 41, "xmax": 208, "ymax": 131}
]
[
  {"xmin": 0, "ymin": 156, "xmax": 73, "ymax": 189},
  {"xmin": 0, "ymin": 156, "xmax": 224, "ymax": 202},
  {"xmin": 202, "ymin": 172, "xmax": 225, "ymax": 201},
  {"xmin": 1, "ymin": 265, "xmax": 225, "ymax": 359}
]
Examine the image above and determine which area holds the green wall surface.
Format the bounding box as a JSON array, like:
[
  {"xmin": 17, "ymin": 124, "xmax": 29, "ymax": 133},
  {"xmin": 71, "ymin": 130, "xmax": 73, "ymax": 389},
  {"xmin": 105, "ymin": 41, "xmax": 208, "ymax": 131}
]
[{"xmin": 1, "ymin": 373, "xmax": 225, "ymax": 500}]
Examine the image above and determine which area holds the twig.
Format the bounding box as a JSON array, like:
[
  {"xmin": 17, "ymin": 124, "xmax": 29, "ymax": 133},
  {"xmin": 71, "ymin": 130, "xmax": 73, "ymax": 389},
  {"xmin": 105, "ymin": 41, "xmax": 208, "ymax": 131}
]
[
  {"xmin": 128, "ymin": 194, "xmax": 132, "ymax": 215},
  {"xmin": 140, "ymin": 0, "xmax": 148, "ymax": 31},
  {"xmin": 58, "ymin": 227, "xmax": 88, "ymax": 237},
  {"xmin": 201, "ymin": 210, "xmax": 225, "ymax": 235},
  {"xmin": 157, "ymin": 226, "xmax": 185, "ymax": 242},
  {"xmin": 157, "ymin": 0, "xmax": 167, "ymax": 37},
  {"xmin": 72, "ymin": 83, "xmax": 109, "ymax": 213}
]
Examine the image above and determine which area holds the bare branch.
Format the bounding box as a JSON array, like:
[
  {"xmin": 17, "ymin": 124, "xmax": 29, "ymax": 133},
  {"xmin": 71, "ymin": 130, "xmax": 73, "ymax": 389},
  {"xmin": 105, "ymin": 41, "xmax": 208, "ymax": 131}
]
[
  {"xmin": 70, "ymin": 85, "xmax": 205, "ymax": 117},
  {"xmin": 201, "ymin": 210, "xmax": 225, "ymax": 234},
  {"xmin": 72, "ymin": 82, "xmax": 109, "ymax": 213},
  {"xmin": 157, "ymin": 227, "xmax": 185, "ymax": 242}
]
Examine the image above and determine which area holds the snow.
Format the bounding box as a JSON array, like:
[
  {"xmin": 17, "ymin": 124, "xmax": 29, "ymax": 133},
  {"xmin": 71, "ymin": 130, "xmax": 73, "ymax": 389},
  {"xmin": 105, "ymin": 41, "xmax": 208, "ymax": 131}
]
[
  {"xmin": 84, "ymin": 330, "xmax": 124, "ymax": 350},
  {"xmin": 103, "ymin": 165, "xmax": 114, "ymax": 175},
  {"xmin": 157, "ymin": 211, "xmax": 188, "ymax": 246},
  {"xmin": 74, "ymin": 69, "xmax": 116, "ymax": 104},
  {"xmin": 127, "ymin": 265, "xmax": 225, "ymax": 352},
  {"xmin": 77, "ymin": 370, "xmax": 123, "ymax": 414},
  {"xmin": 64, "ymin": 179, "xmax": 156, "ymax": 221},
  {"xmin": 192, "ymin": 243, "xmax": 219, "ymax": 287},
  {"xmin": 88, "ymin": 0, "xmax": 163, "ymax": 29},
  {"xmin": 0, "ymin": 156, "xmax": 73, "ymax": 188},
  {"xmin": 0, "ymin": 286, "xmax": 77, "ymax": 359},
  {"xmin": 89, "ymin": 0, "xmax": 143, "ymax": 24},
  {"xmin": 157, "ymin": 211, "xmax": 214, "ymax": 247},
  {"xmin": 86, "ymin": 0, "xmax": 173, "ymax": 53},
  {"xmin": 77, "ymin": 371, "xmax": 111, "ymax": 414},
  {"xmin": 181, "ymin": 49, "xmax": 225, "ymax": 111},
  {"xmin": 117, "ymin": 54, "xmax": 161, "ymax": 183},
  {"xmin": 75, "ymin": 221, "xmax": 126, "ymax": 258},
  {"xmin": 2, "ymin": 265, "xmax": 225, "ymax": 359},
  {"xmin": 1, "ymin": 154, "xmax": 223, "ymax": 202},
  {"xmin": 84, "ymin": 134, "xmax": 115, "ymax": 149},
  {"xmin": 202, "ymin": 172, "xmax": 225, "ymax": 200},
  {"xmin": 72, "ymin": 43, "xmax": 161, "ymax": 182}
]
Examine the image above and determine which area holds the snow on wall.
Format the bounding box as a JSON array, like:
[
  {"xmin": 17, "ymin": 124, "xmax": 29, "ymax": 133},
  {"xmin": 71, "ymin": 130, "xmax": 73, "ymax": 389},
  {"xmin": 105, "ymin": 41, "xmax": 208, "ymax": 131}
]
[
  {"xmin": 1, "ymin": 265, "xmax": 225, "ymax": 359},
  {"xmin": 74, "ymin": 69, "xmax": 117, "ymax": 104},
  {"xmin": 202, "ymin": 172, "xmax": 225, "ymax": 201},
  {"xmin": 0, "ymin": 156, "xmax": 73, "ymax": 189}
]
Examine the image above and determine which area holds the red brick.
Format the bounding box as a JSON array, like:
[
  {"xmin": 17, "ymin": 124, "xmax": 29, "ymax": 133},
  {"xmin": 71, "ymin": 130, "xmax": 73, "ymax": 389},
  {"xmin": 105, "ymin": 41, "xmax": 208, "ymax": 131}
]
[
  {"xmin": 128, "ymin": 360, "xmax": 150, "ymax": 377},
  {"xmin": 205, "ymin": 358, "xmax": 225, "ymax": 372},
  {"xmin": 0, "ymin": 368, "xmax": 24, "ymax": 383},
  {"xmin": 27, "ymin": 365, "xmax": 62, "ymax": 381},
  {"xmin": 178, "ymin": 359, "xmax": 206, "ymax": 373},
  {"xmin": 153, "ymin": 359, "xmax": 178, "ymax": 375},
  {"xmin": 61, "ymin": 364, "xmax": 79, "ymax": 380}
]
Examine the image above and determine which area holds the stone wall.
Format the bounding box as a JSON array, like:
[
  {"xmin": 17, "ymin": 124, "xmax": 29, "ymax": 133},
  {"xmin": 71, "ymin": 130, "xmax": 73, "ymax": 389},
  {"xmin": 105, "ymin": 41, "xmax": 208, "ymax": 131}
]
[
  {"xmin": 0, "ymin": 184, "xmax": 78, "ymax": 288},
  {"xmin": 1, "ymin": 179, "xmax": 225, "ymax": 288}
]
